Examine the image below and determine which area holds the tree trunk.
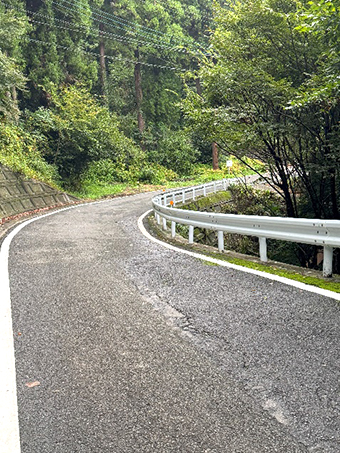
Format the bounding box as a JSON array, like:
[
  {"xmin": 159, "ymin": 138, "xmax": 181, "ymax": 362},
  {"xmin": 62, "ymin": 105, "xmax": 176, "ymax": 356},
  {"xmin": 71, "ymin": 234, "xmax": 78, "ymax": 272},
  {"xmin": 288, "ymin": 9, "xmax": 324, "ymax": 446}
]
[
  {"xmin": 195, "ymin": 78, "xmax": 219, "ymax": 170},
  {"xmin": 134, "ymin": 48, "xmax": 145, "ymax": 134},
  {"xmin": 195, "ymin": 78, "xmax": 202, "ymax": 96},
  {"xmin": 330, "ymin": 171, "xmax": 339, "ymax": 219},
  {"xmin": 212, "ymin": 142, "xmax": 219, "ymax": 170},
  {"xmin": 99, "ymin": 23, "xmax": 107, "ymax": 98}
]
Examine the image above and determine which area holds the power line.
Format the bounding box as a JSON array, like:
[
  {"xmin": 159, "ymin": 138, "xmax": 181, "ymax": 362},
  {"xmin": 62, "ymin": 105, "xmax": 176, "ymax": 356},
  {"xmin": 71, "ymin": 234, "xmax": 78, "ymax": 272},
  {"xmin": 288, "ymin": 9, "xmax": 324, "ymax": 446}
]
[
  {"xmin": 27, "ymin": 13, "xmax": 196, "ymax": 56},
  {"xmin": 1, "ymin": 0, "xmax": 215, "ymax": 58},
  {"xmin": 51, "ymin": 0, "xmax": 209, "ymax": 51},
  {"xmin": 26, "ymin": 37, "xmax": 187, "ymax": 73},
  {"xmin": 54, "ymin": 0, "xmax": 205, "ymax": 48},
  {"xmin": 27, "ymin": 16, "xmax": 190, "ymax": 68},
  {"xmin": 51, "ymin": 0, "xmax": 189, "ymax": 51},
  {"xmin": 50, "ymin": 0, "xmax": 214, "ymax": 58},
  {"xmin": 1, "ymin": 0, "xmax": 216, "ymax": 63}
]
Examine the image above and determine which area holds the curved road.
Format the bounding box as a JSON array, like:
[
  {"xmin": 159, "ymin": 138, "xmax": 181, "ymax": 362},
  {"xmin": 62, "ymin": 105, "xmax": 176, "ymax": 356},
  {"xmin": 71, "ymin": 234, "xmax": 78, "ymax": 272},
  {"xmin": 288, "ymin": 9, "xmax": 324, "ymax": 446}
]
[{"xmin": 3, "ymin": 192, "xmax": 340, "ymax": 452}]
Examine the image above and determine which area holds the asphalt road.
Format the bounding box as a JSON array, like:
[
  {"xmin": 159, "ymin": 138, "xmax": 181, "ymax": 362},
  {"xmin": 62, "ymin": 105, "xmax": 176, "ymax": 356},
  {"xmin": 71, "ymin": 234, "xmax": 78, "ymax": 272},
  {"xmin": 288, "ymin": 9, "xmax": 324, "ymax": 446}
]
[{"xmin": 7, "ymin": 192, "xmax": 340, "ymax": 452}]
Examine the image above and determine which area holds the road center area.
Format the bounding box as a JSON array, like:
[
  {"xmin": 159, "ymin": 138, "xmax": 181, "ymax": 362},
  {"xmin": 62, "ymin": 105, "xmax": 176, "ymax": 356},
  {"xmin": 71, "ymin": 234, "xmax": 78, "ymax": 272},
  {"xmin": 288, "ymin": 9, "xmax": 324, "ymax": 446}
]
[{"xmin": 5, "ymin": 193, "xmax": 339, "ymax": 452}]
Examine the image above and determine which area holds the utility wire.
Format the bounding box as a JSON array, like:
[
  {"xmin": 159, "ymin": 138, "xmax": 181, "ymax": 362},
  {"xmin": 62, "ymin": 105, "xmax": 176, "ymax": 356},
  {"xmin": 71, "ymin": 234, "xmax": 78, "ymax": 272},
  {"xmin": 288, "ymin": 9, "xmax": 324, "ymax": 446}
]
[
  {"xmin": 51, "ymin": 0, "xmax": 175, "ymax": 45},
  {"xmin": 51, "ymin": 0, "xmax": 191, "ymax": 51},
  {"xmin": 1, "ymin": 0, "xmax": 217, "ymax": 62},
  {"xmin": 27, "ymin": 16, "xmax": 188, "ymax": 67},
  {"xmin": 50, "ymin": 0, "xmax": 214, "ymax": 57},
  {"xmin": 1, "ymin": 0, "xmax": 215, "ymax": 58},
  {"xmin": 51, "ymin": 0, "xmax": 209, "ymax": 51},
  {"xmin": 26, "ymin": 37, "xmax": 187, "ymax": 72},
  {"xmin": 2, "ymin": 1, "xmax": 149, "ymax": 49},
  {"xmin": 27, "ymin": 13, "xmax": 197, "ymax": 56},
  {"xmin": 53, "ymin": 0, "xmax": 206, "ymax": 49}
]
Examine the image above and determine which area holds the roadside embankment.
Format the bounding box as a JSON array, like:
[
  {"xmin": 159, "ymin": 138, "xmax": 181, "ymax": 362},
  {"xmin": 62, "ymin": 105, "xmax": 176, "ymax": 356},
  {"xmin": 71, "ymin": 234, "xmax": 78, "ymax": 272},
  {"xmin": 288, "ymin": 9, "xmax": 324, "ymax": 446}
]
[{"xmin": 0, "ymin": 163, "xmax": 79, "ymax": 237}]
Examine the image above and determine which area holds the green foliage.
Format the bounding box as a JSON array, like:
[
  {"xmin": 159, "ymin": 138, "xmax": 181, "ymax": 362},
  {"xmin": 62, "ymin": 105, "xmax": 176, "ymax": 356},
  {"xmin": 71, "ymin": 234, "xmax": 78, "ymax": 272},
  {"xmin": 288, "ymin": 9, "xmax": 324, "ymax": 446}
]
[
  {"xmin": 211, "ymin": 253, "xmax": 340, "ymax": 293},
  {"xmin": 183, "ymin": 0, "xmax": 340, "ymax": 219},
  {"xmin": 147, "ymin": 128, "xmax": 199, "ymax": 176},
  {"xmin": 0, "ymin": 0, "xmax": 224, "ymax": 195},
  {"xmin": 226, "ymin": 185, "xmax": 285, "ymax": 216},
  {"xmin": 191, "ymin": 157, "xmax": 266, "ymax": 180},
  {"xmin": 0, "ymin": 4, "xmax": 28, "ymax": 120},
  {"xmin": 296, "ymin": 0, "xmax": 340, "ymax": 98},
  {"xmin": 0, "ymin": 3, "xmax": 29, "ymax": 59},
  {"xmin": 137, "ymin": 164, "xmax": 177, "ymax": 184},
  {"xmin": 79, "ymin": 158, "xmax": 177, "ymax": 188},
  {"xmin": 0, "ymin": 122, "xmax": 59, "ymax": 184},
  {"xmin": 0, "ymin": 52, "xmax": 27, "ymax": 120},
  {"xmin": 101, "ymin": 0, "xmax": 218, "ymax": 152},
  {"xmin": 27, "ymin": 84, "xmax": 144, "ymax": 182},
  {"xmin": 73, "ymin": 181, "xmax": 130, "ymax": 200},
  {"xmin": 23, "ymin": 0, "xmax": 98, "ymax": 107},
  {"xmin": 142, "ymin": 71, "xmax": 183, "ymax": 127},
  {"xmin": 190, "ymin": 165, "xmax": 230, "ymax": 182}
]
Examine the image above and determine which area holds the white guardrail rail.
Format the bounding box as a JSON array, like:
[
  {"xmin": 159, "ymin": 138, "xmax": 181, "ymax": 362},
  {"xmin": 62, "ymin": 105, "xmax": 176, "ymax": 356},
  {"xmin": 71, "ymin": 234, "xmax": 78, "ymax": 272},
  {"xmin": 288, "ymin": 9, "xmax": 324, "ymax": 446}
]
[{"xmin": 152, "ymin": 178, "xmax": 340, "ymax": 277}]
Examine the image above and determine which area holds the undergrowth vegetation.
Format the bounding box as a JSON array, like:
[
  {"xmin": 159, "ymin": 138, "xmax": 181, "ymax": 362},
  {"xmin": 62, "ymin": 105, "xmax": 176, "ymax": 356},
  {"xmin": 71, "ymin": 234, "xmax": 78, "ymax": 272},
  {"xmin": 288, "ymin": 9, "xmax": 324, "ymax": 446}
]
[
  {"xmin": 0, "ymin": 122, "xmax": 59, "ymax": 186},
  {"xmin": 202, "ymin": 252, "xmax": 340, "ymax": 294}
]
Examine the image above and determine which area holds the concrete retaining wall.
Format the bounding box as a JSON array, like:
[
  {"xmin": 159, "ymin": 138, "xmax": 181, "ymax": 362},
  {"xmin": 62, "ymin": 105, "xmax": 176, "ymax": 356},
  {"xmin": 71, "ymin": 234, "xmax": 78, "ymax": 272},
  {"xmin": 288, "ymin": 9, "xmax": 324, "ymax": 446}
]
[{"xmin": 0, "ymin": 164, "xmax": 77, "ymax": 220}]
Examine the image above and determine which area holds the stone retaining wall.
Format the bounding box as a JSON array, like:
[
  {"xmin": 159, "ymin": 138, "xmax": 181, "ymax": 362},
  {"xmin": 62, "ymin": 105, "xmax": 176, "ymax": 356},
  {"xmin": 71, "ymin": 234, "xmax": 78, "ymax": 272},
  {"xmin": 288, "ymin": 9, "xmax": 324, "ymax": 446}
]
[{"xmin": 0, "ymin": 164, "xmax": 77, "ymax": 220}]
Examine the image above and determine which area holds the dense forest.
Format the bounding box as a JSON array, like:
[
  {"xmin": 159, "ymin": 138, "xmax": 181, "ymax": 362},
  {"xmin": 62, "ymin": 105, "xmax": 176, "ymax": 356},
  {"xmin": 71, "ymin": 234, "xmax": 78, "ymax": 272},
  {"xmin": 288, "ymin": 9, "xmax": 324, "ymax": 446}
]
[
  {"xmin": 184, "ymin": 0, "xmax": 340, "ymax": 221},
  {"xmin": 0, "ymin": 0, "xmax": 339, "ymax": 221},
  {"xmin": 0, "ymin": 0, "xmax": 222, "ymax": 193}
]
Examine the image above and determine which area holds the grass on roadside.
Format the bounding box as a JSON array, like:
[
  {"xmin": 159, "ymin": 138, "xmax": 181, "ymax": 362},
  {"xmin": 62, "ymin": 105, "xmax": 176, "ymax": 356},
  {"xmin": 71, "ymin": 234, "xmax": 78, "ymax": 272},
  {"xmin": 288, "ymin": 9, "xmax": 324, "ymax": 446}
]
[
  {"xmin": 204, "ymin": 251, "xmax": 340, "ymax": 294},
  {"xmin": 70, "ymin": 181, "xmax": 178, "ymax": 200},
  {"xmin": 69, "ymin": 171, "xmax": 242, "ymax": 200},
  {"xmin": 148, "ymin": 215, "xmax": 340, "ymax": 295}
]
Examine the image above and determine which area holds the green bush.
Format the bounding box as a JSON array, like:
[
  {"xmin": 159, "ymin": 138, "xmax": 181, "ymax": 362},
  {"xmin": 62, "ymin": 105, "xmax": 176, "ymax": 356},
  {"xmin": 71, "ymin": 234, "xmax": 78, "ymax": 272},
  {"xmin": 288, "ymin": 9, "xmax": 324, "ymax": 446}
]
[
  {"xmin": 80, "ymin": 159, "xmax": 131, "ymax": 184},
  {"xmin": 27, "ymin": 83, "xmax": 144, "ymax": 182},
  {"xmin": 79, "ymin": 159, "xmax": 177, "ymax": 187},
  {"xmin": 148, "ymin": 129, "xmax": 199, "ymax": 176},
  {"xmin": 137, "ymin": 164, "xmax": 177, "ymax": 184},
  {"xmin": 0, "ymin": 122, "xmax": 59, "ymax": 185}
]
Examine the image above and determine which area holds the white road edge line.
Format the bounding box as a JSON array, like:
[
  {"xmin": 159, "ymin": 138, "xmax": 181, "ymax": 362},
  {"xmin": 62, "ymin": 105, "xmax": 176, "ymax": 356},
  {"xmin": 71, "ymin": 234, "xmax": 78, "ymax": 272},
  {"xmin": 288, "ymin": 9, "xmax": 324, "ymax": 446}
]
[
  {"xmin": 0, "ymin": 204, "xmax": 88, "ymax": 453},
  {"xmin": 138, "ymin": 209, "xmax": 340, "ymax": 302},
  {"xmin": 0, "ymin": 196, "xmax": 128, "ymax": 453},
  {"xmin": 1, "ymin": 196, "xmax": 338, "ymax": 452},
  {"xmin": 0, "ymin": 191, "xmax": 154, "ymax": 452}
]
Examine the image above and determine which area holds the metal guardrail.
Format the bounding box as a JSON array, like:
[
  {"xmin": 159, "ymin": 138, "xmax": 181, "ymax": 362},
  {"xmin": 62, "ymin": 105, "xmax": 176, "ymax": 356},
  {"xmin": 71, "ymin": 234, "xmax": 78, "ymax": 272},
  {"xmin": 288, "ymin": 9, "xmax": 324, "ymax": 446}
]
[{"xmin": 152, "ymin": 179, "xmax": 340, "ymax": 277}]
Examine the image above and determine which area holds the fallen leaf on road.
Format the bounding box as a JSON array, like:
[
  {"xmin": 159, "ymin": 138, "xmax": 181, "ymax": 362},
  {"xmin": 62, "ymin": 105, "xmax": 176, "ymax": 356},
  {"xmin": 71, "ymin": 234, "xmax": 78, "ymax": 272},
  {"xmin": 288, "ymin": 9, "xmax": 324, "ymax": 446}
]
[{"xmin": 25, "ymin": 381, "xmax": 40, "ymax": 388}]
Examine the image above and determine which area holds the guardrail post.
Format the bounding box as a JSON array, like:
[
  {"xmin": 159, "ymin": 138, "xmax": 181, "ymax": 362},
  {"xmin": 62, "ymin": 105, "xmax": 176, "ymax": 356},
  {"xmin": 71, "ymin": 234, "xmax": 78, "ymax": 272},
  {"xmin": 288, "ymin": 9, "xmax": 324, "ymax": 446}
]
[
  {"xmin": 156, "ymin": 213, "xmax": 161, "ymax": 225},
  {"xmin": 172, "ymin": 194, "xmax": 176, "ymax": 206},
  {"xmin": 223, "ymin": 179, "xmax": 227, "ymax": 190},
  {"xmin": 164, "ymin": 194, "xmax": 167, "ymax": 206},
  {"xmin": 171, "ymin": 221, "xmax": 176, "ymax": 238},
  {"xmin": 203, "ymin": 185, "xmax": 207, "ymax": 197},
  {"xmin": 193, "ymin": 188, "xmax": 196, "ymax": 201},
  {"xmin": 182, "ymin": 191, "xmax": 185, "ymax": 204},
  {"xmin": 162, "ymin": 217, "xmax": 167, "ymax": 230},
  {"xmin": 189, "ymin": 225, "xmax": 194, "ymax": 244},
  {"xmin": 213, "ymin": 181, "xmax": 216, "ymax": 193},
  {"xmin": 323, "ymin": 245, "xmax": 333, "ymax": 277},
  {"xmin": 259, "ymin": 237, "xmax": 268, "ymax": 262},
  {"xmin": 218, "ymin": 231, "xmax": 224, "ymax": 252}
]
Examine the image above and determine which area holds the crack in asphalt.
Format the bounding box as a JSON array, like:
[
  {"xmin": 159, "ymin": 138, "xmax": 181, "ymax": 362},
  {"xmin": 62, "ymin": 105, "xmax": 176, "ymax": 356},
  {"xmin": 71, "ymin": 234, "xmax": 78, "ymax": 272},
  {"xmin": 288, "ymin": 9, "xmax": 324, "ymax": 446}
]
[{"xmin": 6, "ymin": 193, "xmax": 339, "ymax": 452}]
